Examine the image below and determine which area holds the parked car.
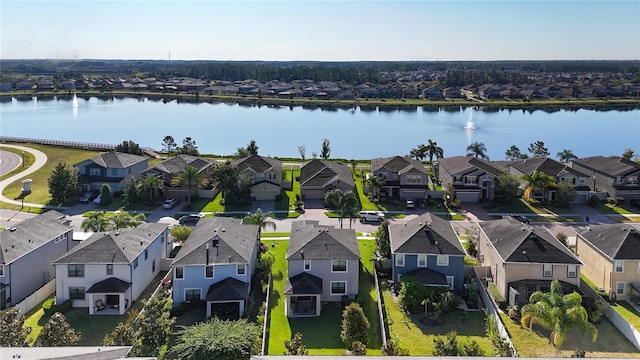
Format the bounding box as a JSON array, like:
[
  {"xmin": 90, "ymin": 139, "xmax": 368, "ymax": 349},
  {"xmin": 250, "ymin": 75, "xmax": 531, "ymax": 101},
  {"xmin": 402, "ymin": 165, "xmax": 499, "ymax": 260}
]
[
  {"xmin": 93, "ymin": 193, "xmax": 102, "ymax": 204},
  {"xmin": 417, "ymin": 198, "xmax": 427, "ymax": 208},
  {"xmin": 360, "ymin": 210, "xmax": 385, "ymax": 222},
  {"xmin": 506, "ymin": 214, "xmax": 530, "ymax": 224},
  {"xmin": 79, "ymin": 190, "xmax": 100, "ymax": 203},
  {"xmin": 163, "ymin": 198, "xmax": 179, "ymax": 209},
  {"xmin": 405, "ymin": 199, "xmax": 415, "ymax": 209},
  {"xmin": 179, "ymin": 213, "xmax": 203, "ymax": 226}
]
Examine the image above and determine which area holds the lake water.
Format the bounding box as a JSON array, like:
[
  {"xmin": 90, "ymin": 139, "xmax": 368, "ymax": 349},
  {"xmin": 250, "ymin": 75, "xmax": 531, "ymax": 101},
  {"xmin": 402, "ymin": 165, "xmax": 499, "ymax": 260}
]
[{"xmin": 0, "ymin": 96, "xmax": 638, "ymax": 160}]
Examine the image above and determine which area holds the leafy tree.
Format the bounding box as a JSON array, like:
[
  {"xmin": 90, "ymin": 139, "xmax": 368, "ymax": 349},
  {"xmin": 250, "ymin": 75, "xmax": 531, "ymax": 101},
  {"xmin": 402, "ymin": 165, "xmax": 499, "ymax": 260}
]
[
  {"xmin": 98, "ymin": 183, "xmax": 113, "ymax": 206},
  {"xmin": 324, "ymin": 189, "xmax": 361, "ymax": 229},
  {"xmin": 242, "ymin": 208, "xmax": 276, "ymax": 232},
  {"xmin": 284, "ymin": 332, "xmax": 309, "ymax": 355},
  {"xmin": 520, "ymin": 280, "xmax": 597, "ymax": 355},
  {"xmin": 111, "ymin": 211, "xmax": 146, "ymax": 230},
  {"xmin": 170, "ymin": 225, "xmax": 192, "ymax": 245},
  {"xmin": 556, "ymin": 232, "xmax": 569, "ymax": 247},
  {"xmin": 425, "ymin": 139, "xmax": 444, "ymax": 164},
  {"xmin": 505, "ymin": 145, "xmax": 522, "ymax": 160},
  {"xmin": 443, "ymin": 182, "xmax": 457, "ymax": 208},
  {"xmin": 375, "ymin": 219, "xmax": 391, "ymax": 258},
  {"xmin": 409, "ymin": 144, "xmax": 427, "ymax": 161},
  {"xmin": 48, "ymin": 160, "xmax": 78, "ymax": 205},
  {"xmin": 115, "ymin": 140, "xmax": 142, "ymax": 155},
  {"xmin": 235, "ymin": 146, "xmax": 251, "ymax": 158},
  {"xmin": 139, "ymin": 174, "xmax": 165, "ymax": 203},
  {"xmin": 246, "ymin": 139, "xmax": 259, "ymax": 155},
  {"xmin": 229, "ymin": 173, "xmax": 253, "ymax": 204},
  {"xmin": 178, "ymin": 137, "xmax": 199, "ymax": 156},
  {"xmin": 135, "ymin": 293, "xmax": 175, "ymax": 356},
  {"xmin": 123, "ymin": 177, "xmax": 139, "ymax": 206},
  {"xmin": 528, "ymin": 140, "xmax": 550, "ymax": 157},
  {"xmin": 340, "ymin": 302, "xmax": 370, "ymax": 349},
  {"xmin": 555, "ymin": 180, "xmax": 577, "ymax": 208},
  {"xmin": 366, "ymin": 175, "xmax": 386, "ymax": 200},
  {"xmin": 81, "ymin": 211, "xmax": 110, "ymax": 232},
  {"xmin": 521, "ymin": 171, "xmax": 557, "ymax": 201},
  {"xmin": 466, "ymin": 141, "xmax": 488, "ymax": 159},
  {"xmin": 258, "ymin": 251, "xmax": 275, "ymax": 274},
  {"xmin": 320, "ymin": 138, "xmax": 331, "ymax": 159},
  {"xmin": 556, "ymin": 149, "xmax": 577, "ymax": 163},
  {"xmin": 210, "ymin": 160, "xmax": 239, "ymax": 198},
  {"xmin": 162, "ymin": 135, "xmax": 177, "ymax": 155},
  {"xmin": 496, "ymin": 173, "xmax": 521, "ymax": 204},
  {"xmin": 622, "ymin": 148, "xmax": 636, "ymax": 161},
  {"xmin": 0, "ymin": 307, "xmax": 31, "ymax": 346},
  {"xmin": 171, "ymin": 318, "xmax": 260, "ymax": 360},
  {"xmin": 298, "ymin": 145, "xmax": 306, "ymax": 161},
  {"xmin": 36, "ymin": 312, "xmax": 81, "ymax": 346},
  {"xmin": 103, "ymin": 309, "xmax": 139, "ymax": 346},
  {"xmin": 171, "ymin": 165, "xmax": 207, "ymax": 207}
]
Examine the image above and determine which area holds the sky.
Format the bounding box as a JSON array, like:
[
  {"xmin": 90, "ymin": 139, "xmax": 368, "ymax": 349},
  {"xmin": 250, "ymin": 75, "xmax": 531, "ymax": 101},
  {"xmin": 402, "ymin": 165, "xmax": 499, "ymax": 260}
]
[{"xmin": 1, "ymin": 0, "xmax": 639, "ymax": 61}]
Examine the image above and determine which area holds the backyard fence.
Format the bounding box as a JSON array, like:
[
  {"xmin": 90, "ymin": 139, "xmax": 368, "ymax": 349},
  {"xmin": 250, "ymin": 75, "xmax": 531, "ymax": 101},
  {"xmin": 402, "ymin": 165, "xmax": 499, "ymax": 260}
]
[
  {"xmin": 15, "ymin": 279, "xmax": 55, "ymax": 315},
  {"xmin": 0, "ymin": 136, "xmax": 160, "ymax": 158},
  {"xmin": 580, "ymin": 281, "xmax": 640, "ymax": 350},
  {"xmin": 373, "ymin": 265, "xmax": 388, "ymax": 345},
  {"xmin": 261, "ymin": 273, "xmax": 273, "ymax": 355}
]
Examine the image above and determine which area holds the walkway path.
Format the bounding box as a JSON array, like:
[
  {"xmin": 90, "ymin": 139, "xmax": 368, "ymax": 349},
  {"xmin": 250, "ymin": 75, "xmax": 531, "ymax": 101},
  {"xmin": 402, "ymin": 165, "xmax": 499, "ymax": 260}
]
[{"xmin": 0, "ymin": 144, "xmax": 49, "ymax": 209}]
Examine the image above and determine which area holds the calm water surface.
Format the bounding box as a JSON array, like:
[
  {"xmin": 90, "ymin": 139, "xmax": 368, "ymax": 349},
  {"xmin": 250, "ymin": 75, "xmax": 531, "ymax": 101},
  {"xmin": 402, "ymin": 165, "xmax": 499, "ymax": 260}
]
[{"xmin": 0, "ymin": 96, "xmax": 638, "ymax": 160}]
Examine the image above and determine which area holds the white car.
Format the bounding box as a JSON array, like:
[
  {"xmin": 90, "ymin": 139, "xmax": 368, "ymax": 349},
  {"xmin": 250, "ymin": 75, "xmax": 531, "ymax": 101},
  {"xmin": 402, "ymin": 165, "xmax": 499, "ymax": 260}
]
[
  {"xmin": 93, "ymin": 194, "xmax": 102, "ymax": 204},
  {"xmin": 163, "ymin": 198, "xmax": 179, "ymax": 209}
]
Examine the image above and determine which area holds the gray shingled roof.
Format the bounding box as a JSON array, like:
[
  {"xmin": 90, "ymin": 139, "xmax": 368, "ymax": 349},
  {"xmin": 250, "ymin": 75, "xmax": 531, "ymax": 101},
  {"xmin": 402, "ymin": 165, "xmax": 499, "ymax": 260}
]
[
  {"xmin": 53, "ymin": 223, "xmax": 168, "ymax": 264},
  {"xmin": 571, "ymin": 156, "xmax": 640, "ymax": 176},
  {"xmin": 479, "ymin": 217, "xmax": 581, "ymax": 264},
  {"xmin": 86, "ymin": 277, "xmax": 132, "ymax": 293},
  {"xmin": 204, "ymin": 277, "xmax": 249, "ymax": 301},
  {"xmin": 438, "ymin": 156, "xmax": 504, "ymax": 176},
  {"xmin": 88, "ymin": 152, "xmax": 147, "ymax": 169},
  {"xmin": 0, "ymin": 210, "xmax": 72, "ymax": 265},
  {"xmin": 578, "ymin": 223, "xmax": 640, "ymax": 260},
  {"xmin": 287, "ymin": 220, "xmax": 360, "ymax": 260},
  {"xmin": 404, "ymin": 268, "xmax": 448, "ymax": 286},
  {"xmin": 284, "ymin": 272, "xmax": 323, "ymax": 295},
  {"xmin": 299, "ymin": 160, "xmax": 355, "ymax": 188},
  {"xmin": 172, "ymin": 217, "xmax": 259, "ymax": 266},
  {"xmin": 389, "ymin": 213, "xmax": 465, "ymax": 255},
  {"xmin": 0, "ymin": 346, "xmax": 133, "ymax": 360},
  {"xmin": 235, "ymin": 154, "xmax": 282, "ymax": 174},
  {"xmin": 143, "ymin": 155, "xmax": 214, "ymax": 175},
  {"xmin": 510, "ymin": 157, "xmax": 588, "ymax": 177},
  {"xmin": 371, "ymin": 156, "xmax": 426, "ymax": 175}
]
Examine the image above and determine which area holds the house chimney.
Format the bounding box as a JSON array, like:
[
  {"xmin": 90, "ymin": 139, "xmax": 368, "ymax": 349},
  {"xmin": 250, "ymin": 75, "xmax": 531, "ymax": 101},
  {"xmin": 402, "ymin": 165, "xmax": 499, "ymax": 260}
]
[{"xmin": 206, "ymin": 243, "xmax": 210, "ymax": 265}]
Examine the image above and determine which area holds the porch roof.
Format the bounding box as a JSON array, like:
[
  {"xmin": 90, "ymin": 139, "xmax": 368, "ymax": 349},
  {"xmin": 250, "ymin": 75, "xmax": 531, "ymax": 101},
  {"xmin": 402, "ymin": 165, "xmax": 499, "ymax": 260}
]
[
  {"xmin": 630, "ymin": 282, "xmax": 640, "ymax": 293},
  {"xmin": 204, "ymin": 278, "xmax": 249, "ymax": 302},
  {"xmin": 284, "ymin": 272, "xmax": 323, "ymax": 295},
  {"xmin": 404, "ymin": 268, "xmax": 448, "ymax": 287},
  {"xmin": 86, "ymin": 277, "xmax": 132, "ymax": 294}
]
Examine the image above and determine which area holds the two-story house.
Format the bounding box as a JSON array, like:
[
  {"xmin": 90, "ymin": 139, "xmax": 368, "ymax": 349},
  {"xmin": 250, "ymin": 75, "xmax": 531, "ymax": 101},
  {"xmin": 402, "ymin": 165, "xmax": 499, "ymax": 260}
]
[
  {"xmin": 285, "ymin": 220, "xmax": 360, "ymax": 317},
  {"xmin": 171, "ymin": 217, "xmax": 260, "ymax": 319},
  {"xmin": 299, "ymin": 159, "xmax": 355, "ymax": 200},
  {"xmin": 389, "ymin": 213, "xmax": 466, "ymax": 290},
  {"xmin": 509, "ymin": 157, "xmax": 591, "ymax": 203},
  {"xmin": 436, "ymin": 156, "xmax": 505, "ymax": 202},
  {"xmin": 0, "ymin": 211, "xmax": 74, "ymax": 310},
  {"xmin": 576, "ymin": 223, "xmax": 640, "ymax": 302},
  {"xmin": 140, "ymin": 154, "xmax": 216, "ymax": 199},
  {"xmin": 75, "ymin": 152, "xmax": 148, "ymax": 193},
  {"xmin": 235, "ymin": 155, "xmax": 282, "ymax": 201},
  {"xmin": 53, "ymin": 223, "xmax": 170, "ymax": 315},
  {"xmin": 371, "ymin": 156, "xmax": 428, "ymax": 200},
  {"xmin": 477, "ymin": 217, "xmax": 583, "ymax": 307},
  {"xmin": 569, "ymin": 156, "xmax": 640, "ymax": 203}
]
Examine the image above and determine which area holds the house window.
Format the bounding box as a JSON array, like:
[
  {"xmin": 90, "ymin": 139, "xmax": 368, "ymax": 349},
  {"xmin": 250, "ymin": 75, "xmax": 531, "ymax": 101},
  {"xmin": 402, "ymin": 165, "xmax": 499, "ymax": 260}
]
[
  {"xmin": 330, "ymin": 281, "xmax": 347, "ymax": 295},
  {"xmin": 55, "ymin": 234, "xmax": 64, "ymax": 243},
  {"xmin": 395, "ymin": 254, "xmax": 405, "ymax": 267},
  {"xmin": 68, "ymin": 264, "xmax": 84, "ymax": 277},
  {"xmin": 69, "ymin": 287, "xmax": 85, "ymax": 300},
  {"xmin": 417, "ymin": 254, "xmax": 427, "ymax": 267},
  {"xmin": 567, "ymin": 265, "xmax": 577, "ymax": 278},
  {"xmin": 436, "ymin": 255, "xmax": 449, "ymax": 267},
  {"xmin": 579, "ymin": 178, "xmax": 585, "ymax": 185},
  {"xmin": 446, "ymin": 276, "xmax": 454, "ymax": 290},
  {"xmin": 543, "ymin": 264, "xmax": 553, "ymax": 277},
  {"xmin": 615, "ymin": 260, "xmax": 623, "ymax": 273},
  {"xmin": 90, "ymin": 168, "xmax": 100, "ymax": 176},
  {"xmin": 304, "ymin": 260, "xmax": 311, "ymax": 271},
  {"xmin": 161, "ymin": 234, "xmax": 165, "ymax": 243},
  {"xmin": 175, "ymin": 266, "xmax": 184, "ymax": 279},
  {"xmin": 144, "ymin": 249, "xmax": 148, "ymax": 260},
  {"xmin": 453, "ymin": 176, "xmax": 462, "ymax": 183},
  {"xmin": 465, "ymin": 176, "xmax": 478, "ymax": 184},
  {"xmin": 133, "ymin": 258, "xmax": 139, "ymax": 269},
  {"xmin": 237, "ymin": 264, "xmax": 246, "ymax": 275},
  {"xmin": 332, "ymin": 259, "xmax": 347, "ymax": 272},
  {"xmin": 616, "ymin": 282, "xmax": 625, "ymax": 295},
  {"xmin": 0, "ymin": 265, "xmax": 4, "ymax": 277},
  {"xmin": 106, "ymin": 264, "xmax": 113, "ymax": 275},
  {"xmin": 406, "ymin": 175, "xmax": 422, "ymax": 184},
  {"xmin": 185, "ymin": 289, "xmax": 201, "ymax": 302},
  {"xmin": 110, "ymin": 169, "xmax": 118, "ymax": 176},
  {"xmin": 205, "ymin": 265, "xmax": 214, "ymax": 278}
]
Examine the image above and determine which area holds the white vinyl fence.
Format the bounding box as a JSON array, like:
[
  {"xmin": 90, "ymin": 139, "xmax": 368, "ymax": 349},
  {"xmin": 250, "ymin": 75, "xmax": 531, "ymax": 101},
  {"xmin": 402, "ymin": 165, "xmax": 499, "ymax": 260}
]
[
  {"xmin": 476, "ymin": 274, "xmax": 518, "ymax": 357},
  {"xmin": 15, "ymin": 279, "xmax": 55, "ymax": 315}
]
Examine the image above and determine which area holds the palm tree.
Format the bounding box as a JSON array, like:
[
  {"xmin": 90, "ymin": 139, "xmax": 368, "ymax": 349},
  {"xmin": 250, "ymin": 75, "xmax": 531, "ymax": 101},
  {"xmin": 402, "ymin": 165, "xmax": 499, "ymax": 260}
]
[
  {"xmin": 242, "ymin": 208, "xmax": 276, "ymax": 232},
  {"xmin": 140, "ymin": 174, "xmax": 164, "ymax": 203},
  {"xmin": 466, "ymin": 142, "xmax": 488, "ymax": 159},
  {"xmin": 521, "ymin": 280, "xmax": 597, "ymax": 355},
  {"xmin": 81, "ymin": 211, "xmax": 110, "ymax": 232},
  {"xmin": 171, "ymin": 165, "xmax": 207, "ymax": 207},
  {"xmin": 521, "ymin": 171, "xmax": 557, "ymax": 201},
  {"xmin": 425, "ymin": 139, "xmax": 444, "ymax": 164},
  {"xmin": 111, "ymin": 211, "xmax": 146, "ymax": 230},
  {"xmin": 556, "ymin": 149, "xmax": 577, "ymax": 163},
  {"xmin": 324, "ymin": 189, "xmax": 361, "ymax": 229},
  {"xmin": 409, "ymin": 144, "xmax": 427, "ymax": 161},
  {"xmin": 367, "ymin": 175, "xmax": 386, "ymax": 200}
]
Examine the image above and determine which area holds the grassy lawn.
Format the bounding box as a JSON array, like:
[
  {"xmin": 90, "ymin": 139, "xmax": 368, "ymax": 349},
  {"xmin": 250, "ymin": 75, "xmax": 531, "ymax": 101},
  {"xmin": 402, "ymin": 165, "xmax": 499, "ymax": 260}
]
[
  {"xmin": 187, "ymin": 192, "xmax": 251, "ymax": 213},
  {"xmin": 261, "ymin": 232, "xmax": 291, "ymax": 238},
  {"xmin": 610, "ymin": 301, "xmax": 640, "ymax": 331},
  {"xmin": 382, "ymin": 289, "xmax": 496, "ymax": 356},
  {"xmin": 275, "ymin": 170, "xmax": 300, "ymax": 211},
  {"xmin": 500, "ymin": 312, "xmax": 639, "ymax": 357},
  {"xmin": 594, "ymin": 203, "xmax": 636, "ymax": 215},
  {"xmin": 24, "ymin": 295, "xmax": 56, "ymax": 345},
  {"xmin": 0, "ymin": 146, "xmax": 36, "ymax": 181}
]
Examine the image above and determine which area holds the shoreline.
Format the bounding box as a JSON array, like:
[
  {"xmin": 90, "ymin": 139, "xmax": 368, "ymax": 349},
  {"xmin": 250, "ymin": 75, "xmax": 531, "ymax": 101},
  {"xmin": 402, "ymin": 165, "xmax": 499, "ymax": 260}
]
[{"xmin": 2, "ymin": 90, "xmax": 639, "ymax": 111}]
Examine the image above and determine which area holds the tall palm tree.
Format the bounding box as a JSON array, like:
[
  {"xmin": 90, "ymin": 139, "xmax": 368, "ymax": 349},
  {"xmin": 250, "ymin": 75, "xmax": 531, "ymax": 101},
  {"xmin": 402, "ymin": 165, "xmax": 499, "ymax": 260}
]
[
  {"xmin": 425, "ymin": 139, "xmax": 444, "ymax": 164},
  {"xmin": 466, "ymin": 142, "xmax": 488, "ymax": 159},
  {"xmin": 171, "ymin": 165, "xmax": 207, "ymax": 207},
  {"xmin": 140, "ymin": 174, "xmax": 164, "ymax": 203},
  {"xmin": 409, "ymin": 144, "xmax": 427, "ymax": 161},
  {"xmin": 521, "ymin": 280, "xmax": 597, "ymax": 355},
  {"xmin": 81, "ymin": 211, "xmax": 110, "ymax": 232},
  {"xmin": 324, "ymin": 189, "xmax": 361, "ymax": 229},
  {"xmin": 556, "ymin": 149, "xmax": 577, "ymax": 163},
  {"xmin": 242, "ymin": 208, "xmax": 276, "ymax": 232},
  {"xmin": 367, "ymin": 175, "xmax": 386, "ymax": 200},
  {"xmin": 521, "ymin": 171, "xmax": 557, "ymax": 201},
  {"xmin": 111, "ymin": 211, "xmax": 146, "ymax": 230}
]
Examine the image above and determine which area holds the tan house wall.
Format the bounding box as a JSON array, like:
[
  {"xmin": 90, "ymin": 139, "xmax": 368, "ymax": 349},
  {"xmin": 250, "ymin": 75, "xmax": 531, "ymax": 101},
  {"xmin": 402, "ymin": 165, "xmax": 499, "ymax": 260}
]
[
  {"xmin": 576, "ymin": 238, "xmax": 614, "ymax": 293},
  {"xmin": 478, "ymin": 232, "xmax": 508, "ymax": 297}
]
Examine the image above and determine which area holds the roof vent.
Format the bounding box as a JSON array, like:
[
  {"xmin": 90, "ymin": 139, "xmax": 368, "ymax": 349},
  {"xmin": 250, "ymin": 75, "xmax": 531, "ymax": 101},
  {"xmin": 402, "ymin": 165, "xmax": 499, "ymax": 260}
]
[
  {"xmin": 522, "ymin": 250, "xmax": 527, "ymax": 255},
  {"xmin": 9, "ymin": 227, "xmax": 16, "ymax": 232},
  {"xmin": 115, "ymin": 231, "xmax": 120, "ymax": 236},
  {"xmin": 221, "ymin": 228, "xmax": 226, "ymax": 232},
  {"xmin": 140, "ymin": 240, "xmax": 144, "ymax": 246},
  {"xmin": 214, "ymin": 228, "xmax": 217, "ymax": 232}
]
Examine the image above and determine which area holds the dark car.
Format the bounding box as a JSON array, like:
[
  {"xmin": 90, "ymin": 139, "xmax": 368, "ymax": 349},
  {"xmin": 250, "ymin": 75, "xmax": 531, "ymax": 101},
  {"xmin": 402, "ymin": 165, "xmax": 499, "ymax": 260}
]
[
  {"xmin": 179, "ymin": 214, "xmax": 203, "ymax": 226},
  {"xmin": 79, "ymin": 190, "xmax": 100, "ymax": 203},
  {"xmin": 507, "ymin": 214, "xmax": 531, "ymax": 224},
  {"xmin": 417, "ymin": 198, "xmax": 427, "ymax": 208}
]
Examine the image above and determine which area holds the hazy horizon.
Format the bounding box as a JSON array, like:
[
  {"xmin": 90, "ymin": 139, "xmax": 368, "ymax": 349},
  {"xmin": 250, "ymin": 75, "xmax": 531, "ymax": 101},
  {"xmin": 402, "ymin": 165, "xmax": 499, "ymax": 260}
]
[{"xmin": 2, "ymin": 1, "xmax": 638, "ymax": 62}]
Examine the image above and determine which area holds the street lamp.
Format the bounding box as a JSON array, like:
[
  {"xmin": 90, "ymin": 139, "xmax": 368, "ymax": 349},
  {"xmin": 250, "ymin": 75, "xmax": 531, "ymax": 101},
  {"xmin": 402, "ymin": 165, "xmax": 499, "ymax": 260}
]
[{"xmin": 22, "ymin": 151, "xmax": 25, "ymax": 168}]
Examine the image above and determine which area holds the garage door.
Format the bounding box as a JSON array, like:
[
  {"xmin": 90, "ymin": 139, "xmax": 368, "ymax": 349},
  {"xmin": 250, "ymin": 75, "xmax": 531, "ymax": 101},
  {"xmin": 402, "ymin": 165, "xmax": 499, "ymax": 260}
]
[
  {"xmin": 301, "ymin": 189, "xmax": 327, "ymax": 200},
  {"xmin": 456, "ymin": 191, "xmax": 480, "ymax": 203}
]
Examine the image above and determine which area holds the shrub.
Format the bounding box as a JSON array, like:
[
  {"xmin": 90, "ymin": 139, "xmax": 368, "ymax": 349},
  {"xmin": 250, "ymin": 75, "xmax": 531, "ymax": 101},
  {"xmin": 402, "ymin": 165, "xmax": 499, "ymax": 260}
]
[
  {"xmin": 487, "ymin": 281, "xmax": 506, "ymax": 309},
  {"xmin": 350, "ymin": 341, "xmax": 367, "ymax": 355},
  {"xmin": 587, "ymin": 195, "xmax": 601, "ymax": 207},
  {"xmin": 381, "ymin": 335, "xmax": 409, "ymax": 356},
  {"xmin": 398, "ymin": 276, "xmax": 449, "ymax": 312},
  {"xmin": 340, "ymin": 303, "xmax": 370, "ymax": 348},
  {"xmin": 169, "ymin": 302, "xmax": 188, "ymax": 318},
  {"xmin": 582, "ymin": 297, "xmax": 607, "ymax": 323}
]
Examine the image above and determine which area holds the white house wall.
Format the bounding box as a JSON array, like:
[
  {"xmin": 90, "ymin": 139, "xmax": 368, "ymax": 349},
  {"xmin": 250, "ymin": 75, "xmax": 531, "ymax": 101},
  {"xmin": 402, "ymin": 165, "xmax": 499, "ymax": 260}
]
[
  {"xmin": 55, "ymin": 263, "xmax": 132, "ymax": 307},
  {"xmin": 288, "ymin": 259, "xmax": 359, "ymax": 301}
]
